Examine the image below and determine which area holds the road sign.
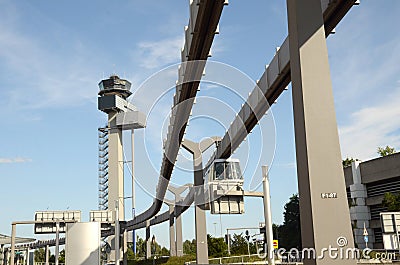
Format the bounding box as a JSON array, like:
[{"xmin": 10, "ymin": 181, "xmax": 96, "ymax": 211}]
[
  {"xmin": 364, "ymin": 236, "xmax": 368, "ymax": 243},
  {"xmin": 363, "ymin": 222, "xmax": 368, "ymax": 236},
  {"xmin": 34, "ymin": 211, "xmax": 81, "ymax": 234},
  {"xmin": 273, "ymin": 240, "xmax": 279, "ymax": 249},
  {"xmin": 245, "ymin": 230, "xmax": 250, "ymax": 241}
]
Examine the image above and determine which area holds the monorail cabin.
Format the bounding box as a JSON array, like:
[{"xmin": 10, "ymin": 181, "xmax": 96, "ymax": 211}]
[{"xmin": 204, "ymin": 158, "xmax": 245, "ymax": 214}]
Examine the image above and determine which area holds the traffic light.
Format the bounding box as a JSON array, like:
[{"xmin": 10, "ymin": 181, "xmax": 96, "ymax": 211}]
[
  {"xmin": 224, "ymin": 234, "xmax": 231, "ymax": 244},
  {"xmin": 260, "ymin": 226, "xmax": 266, "ymax": 243},
  {"xmin": 245, "ymin": 230, "xmax": 250, "ymax": 241}
]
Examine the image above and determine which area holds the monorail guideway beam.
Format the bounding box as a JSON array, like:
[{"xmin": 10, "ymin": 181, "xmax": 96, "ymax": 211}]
[
  {"xmin": 287, "ymin": 0, "xmax": 355, "ymax": 264},
  {"xmin": 215, "ymin": 0, "xmax": 359, "ymax": 161},
  {"xmin": 125, "ymin": 0, "xmax": 227, "ymax": 229}
]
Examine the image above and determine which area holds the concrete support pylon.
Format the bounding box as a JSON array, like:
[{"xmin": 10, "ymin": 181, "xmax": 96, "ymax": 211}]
[
  {"xmin": 169, "ymin": 205, "xmax": 177, "ymax": 257},
  {"xmin": 108, "ymin": 113, "xmax": 125, "ymax": 264},
  {"xmin": 45, "ymin": 245, "xmax": 49, "ymax": 265},
  {"xmin": 10, "ymin": 224, "xmax": 15, "ymax": 265},
  {"xmin": 175, "ymin": 211, "xmax": 183, "ymax": 257},
  {"xmin": 287, "ymin": 0, "xmax": 356, "ymax": 264},
  {"xmin": 145, "ymin": 221, "xmax": 151, "ymax": 260},
  {"xmin": 168, "ymin": 184, "xmax": 191, "ymax": 257},
  {"xmin": 182, "ymin": 137, "xmax": 221, "ymax": 265},
  {"xmin": 262, "ymin": 166, "xmax": 275, "ymax": 265}
]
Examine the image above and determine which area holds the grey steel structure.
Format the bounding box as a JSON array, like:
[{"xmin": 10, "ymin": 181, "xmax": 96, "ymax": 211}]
[
  {"xmin": 182, "ymin": 137, "xmax": 221, "ymax": 264},
  {"xmin": 124, "ymin": 0, "xmax": 227, "ymax": 229},
  {"xmin": 287, "ymin": 0, "xmax": 355, "ymax": 263},
  {"xmin": 344, "ymin": 153, "xmax": 400, "ymax": 249},
  {"xmin": 95, "ymin": 1, "xmax": 360, "ymax": 265}
]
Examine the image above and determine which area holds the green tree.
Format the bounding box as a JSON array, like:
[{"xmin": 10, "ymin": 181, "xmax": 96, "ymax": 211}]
[
  {"xmin": 230, "ymin": 233, "xmax": 248, "ymax": 255},
  {"xmin": 126, "ymin": 243, "xmax": 135, "ymax": 260},
  {"xmin": 207, "ymin": 235, "xmax": 228, "ymax": 257},
  {"xmin": 272, "ymin": 223, "xmax": 280, "ymax": 239},
  {"xmin": 377, "ymin": 146, "xmax": 396, "ymax": 157},
  {"xmin": 342, "ymin": 157, "xmax": 355, "ymax": 167},
  {"xmin": 58, "ymin": 249, "xmax": 65, "ymax": 263},
  {"xmin": 183, "ymin": 239, "xmax": 196, "ymax": 255},
  {"xmin": 278, "ymin": 194, "xmax": 301, "ymax": 250},
  {"xmin": 160, "ymin": 247, "xmax": 169, "ymax": 256},
  {"xmin": 135, "ymin": 237, "xmax": 146, "ymax": 258},
  {"xmin": 229, "ymin": 233, "xmax": 256, "ymax": 256},
  {"xmin": 34, "ymin": 248, "xmax": 47, "ymax": 262},
  {"xmin": 382, "ymin": 192, "xmax": 400, "ymax": 211}
]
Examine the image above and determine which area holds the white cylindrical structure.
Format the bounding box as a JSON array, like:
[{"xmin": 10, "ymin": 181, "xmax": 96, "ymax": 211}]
[
  {"xmin": 262, "ymin": 165, "xmax": 275, "ymax": 265},
  {"xmin": 65, "ymin": 222, "xmax": 101, "ymax": 265}
]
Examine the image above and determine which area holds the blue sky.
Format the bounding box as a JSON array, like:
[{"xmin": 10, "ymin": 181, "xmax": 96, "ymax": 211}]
[{"xmin": 1, "ymin": 0, "xmax": 400, "ymax": 249}]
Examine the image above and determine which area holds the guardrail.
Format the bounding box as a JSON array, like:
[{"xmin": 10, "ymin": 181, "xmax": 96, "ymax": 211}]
[
  {"xmin": 34, "ymin": 263, "xmax": 65, "ymax": 265},
  {"xmin": 185, "ymin": 249, "xmax": 400, "ymax": 264},
  {"xmin": 185, "ymin": 254, "xmax": 268, "ymax": 264}
]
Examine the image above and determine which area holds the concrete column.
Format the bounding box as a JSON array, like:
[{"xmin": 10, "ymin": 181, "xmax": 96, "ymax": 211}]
[
  {"xmin": 287, "ymin": 0, "xmax": 356, "ymax": 264},
  {"xmin": 45, "ymin": 245, "xmax": 49, "ymax": 265},
  {"xmin": 131, "ymin": 130, "xmax": 135, "ymax": 217},
  {"xmin": 55, "ymin": 222, "xmax": 59, "ymax": 265},
  {"xmin": 23, "ymin": 249, "xmax": 28, "ymax": 265},
  {"xmin": 115, "ymin": 200, "xmax": 120, "ymax": 265},
  {"xmin": 145, "ymin": 221, "xmax": 151, "ymax": 260},
  {"xmin": 10, "ymin": 224, "xmax": 16, "ymax": 265},
  {"xmin": 24, "ymin": 251, "xmax": 27, "ymax": 265},
  {"xmin": 182, "ymin": 139, "xmax": 211, "ymax": 264},
  {"xmin": 108, "ymin": 112, "xmax": 125, "ymax": 264},
  {"xmin": 262, "ymin": 166, "xmax": 275, "ymax": 265},
  {"xmin": 175, "ymin": 211, "xmax": 183, "ymax": 257},
  {"xmin": 169, "ymin": 205, "xmax": 177, "ymax": 256},
  {"xmin": 169, "ymin": 185, "xmax": 190, "ymax": 257},
  {"xmin": 193, "ymin": 160, "xmax": 208, "ymax": 264}
]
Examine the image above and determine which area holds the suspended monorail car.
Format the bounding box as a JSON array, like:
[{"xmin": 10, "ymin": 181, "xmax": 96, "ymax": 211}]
[{"xmin": 204, "ymin": 158, "xmax": 245, "ymax": 214}]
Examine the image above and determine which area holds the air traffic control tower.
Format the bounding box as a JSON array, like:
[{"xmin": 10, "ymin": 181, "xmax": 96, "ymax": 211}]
[{"xmin": 98, "ymin": 75, "xmax": 145, "ymax": 264}]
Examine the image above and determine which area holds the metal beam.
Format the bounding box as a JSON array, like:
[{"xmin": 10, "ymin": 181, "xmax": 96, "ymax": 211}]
[
  {"xmin": 124, "ymin": 0, "xmax": 227, "ymax": 229},
  {"xmin": 287, "ymin": 0, "xmax": 355, "ymax": 263},
  {"xmin": 214, "ymin": 0, "xmax": 358, "ymax": 160}
]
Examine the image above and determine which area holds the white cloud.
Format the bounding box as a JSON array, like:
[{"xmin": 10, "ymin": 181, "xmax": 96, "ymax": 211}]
[
  {"xmin": 135, "ymin": 36, "xmax": 184, "ymax": 69},
  {"xmin": 328, "ymin": 2, "xmax": 400, "ymax": 161},
  {"xmin": 0, "ymin": 3, "xmax": 103, "ymax": 113},
  {"xmin": 0, "ymin": 157, "xmax": 32, "ymax": 164},
  {"xmin": 339, "ymin": 86, "xmax": 400, "ymax": 160}
]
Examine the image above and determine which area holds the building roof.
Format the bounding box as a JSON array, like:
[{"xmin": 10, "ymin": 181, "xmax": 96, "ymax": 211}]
[{"xmin": 0, "ymin": 234, "xmax": 36, "ymax": 245}]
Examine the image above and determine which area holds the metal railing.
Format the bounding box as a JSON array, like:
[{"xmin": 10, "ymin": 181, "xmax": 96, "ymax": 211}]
[
  {"xmin": 185, "ymin": 254, "xmax": 268, "ymax": 264},
  {"xmin": 34, "ymin": 263, "xmax": 65, "ymax": 265}
]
